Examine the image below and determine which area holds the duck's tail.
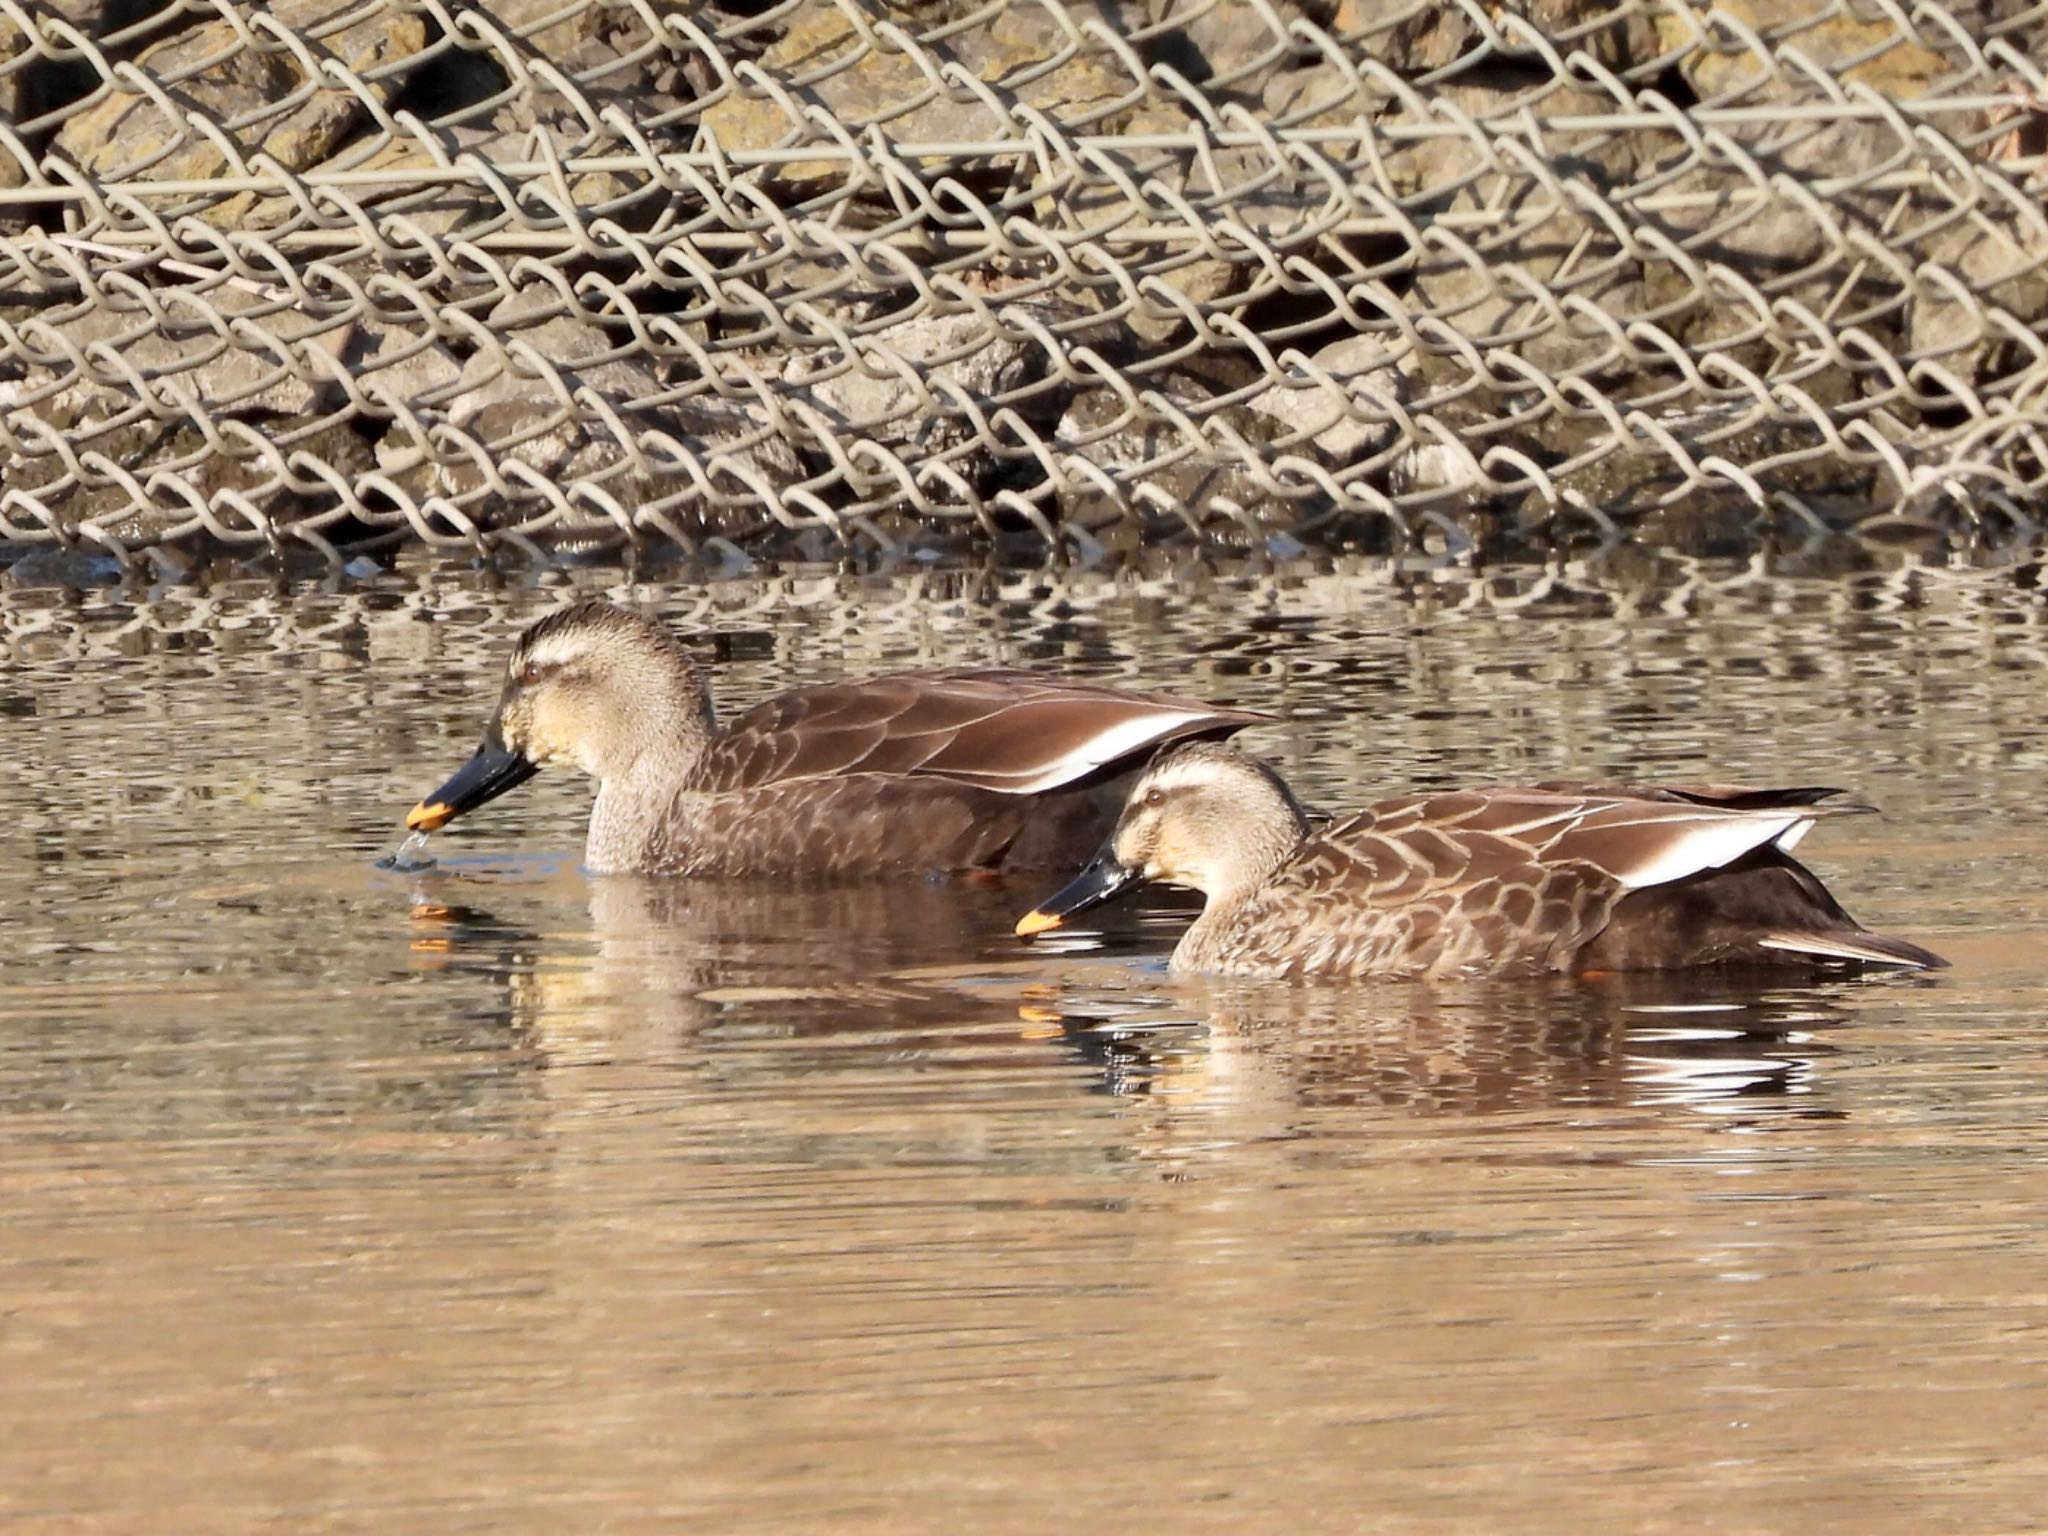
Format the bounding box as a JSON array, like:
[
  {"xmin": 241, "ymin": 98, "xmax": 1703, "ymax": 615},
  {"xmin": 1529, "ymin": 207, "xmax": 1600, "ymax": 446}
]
[
  {"xmin": 1581, "ymin": 847, "xmax": 1948, "ymax": 973},
  {"xmin": 1755, "ymin": 928, "xmax": 1948, "ymax": 970}
]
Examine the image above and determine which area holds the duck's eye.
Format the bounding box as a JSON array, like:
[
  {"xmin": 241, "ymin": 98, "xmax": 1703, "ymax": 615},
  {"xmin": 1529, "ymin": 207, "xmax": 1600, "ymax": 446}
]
[
  {"xmin": 515, "ymin": 661, "xmax": 542, "ymax": 686},
  {"xmin": 1142, "ymin": 787, "xmax": 1166, "ymax": 809}
]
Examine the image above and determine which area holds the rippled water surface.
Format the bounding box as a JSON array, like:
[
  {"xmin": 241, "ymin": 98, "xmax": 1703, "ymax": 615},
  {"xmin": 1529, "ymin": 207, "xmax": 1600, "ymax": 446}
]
[{"xmin": 3, "ymin": 549, "xmax": 2046, "ymax": 1532}]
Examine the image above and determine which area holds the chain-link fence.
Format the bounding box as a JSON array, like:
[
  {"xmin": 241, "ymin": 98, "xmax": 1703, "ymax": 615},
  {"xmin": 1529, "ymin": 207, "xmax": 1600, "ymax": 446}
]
[{"xmin": 1, "ymin": 0, "xmax": 2045, "ymax": 574}]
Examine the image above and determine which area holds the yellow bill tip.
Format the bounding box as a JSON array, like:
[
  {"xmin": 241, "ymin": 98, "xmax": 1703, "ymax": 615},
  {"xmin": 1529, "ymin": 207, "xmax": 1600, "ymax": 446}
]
[
  {"xmin": 406, "ymin": 801, "xmax": 453, "ymax": 832},
  {"xmin": 1014, "ymin": 908, "xmax": 1064, "ymax": 939}
]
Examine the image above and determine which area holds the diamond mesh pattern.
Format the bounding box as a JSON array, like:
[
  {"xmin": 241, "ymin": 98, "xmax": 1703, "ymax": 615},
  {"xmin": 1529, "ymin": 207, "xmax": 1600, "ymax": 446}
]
[{"xmin": 0, "ymin": 0, "xmax": 2044, "ymax": 568}]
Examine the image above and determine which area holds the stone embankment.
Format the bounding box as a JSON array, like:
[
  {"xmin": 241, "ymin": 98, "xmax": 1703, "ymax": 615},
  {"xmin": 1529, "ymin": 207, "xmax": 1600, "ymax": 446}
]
[{"xmin": 0, "ymin": 0, "xmax": 2041, "ymax": 576}]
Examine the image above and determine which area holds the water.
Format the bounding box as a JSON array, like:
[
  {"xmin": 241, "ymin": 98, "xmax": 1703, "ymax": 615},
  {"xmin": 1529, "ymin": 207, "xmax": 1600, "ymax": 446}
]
[{"xmin": 2, "ymin": 549, "xmax": 2046, "ymax": 1532}]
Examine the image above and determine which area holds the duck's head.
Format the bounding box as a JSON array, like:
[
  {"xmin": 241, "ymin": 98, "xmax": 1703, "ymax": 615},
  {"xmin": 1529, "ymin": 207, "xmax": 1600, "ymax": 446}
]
[
  {"xmin": 1015, "ymin": 742, "xmax": 1309, "ymax": 937},
  {"xmin": 406, "ymin": 599, "xmax": 710, "ymax": 833}
]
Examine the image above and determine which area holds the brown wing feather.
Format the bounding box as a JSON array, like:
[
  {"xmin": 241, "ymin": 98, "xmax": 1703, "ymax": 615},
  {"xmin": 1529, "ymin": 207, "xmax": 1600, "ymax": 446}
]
[
  {"xmin": 1236, "ymin": 818, "xmax": 1617, "ymax": 979},
  {"xmin": 692, "ymin": 669, "xmax": 1267, "ymax": 793},
  {"xmin": 1187, "ymin": 775, "xmax": 1938, "ymax": 979},
  {"xmin": 1225, "ymin": 785, "xmax": 1849, "ymax": 978}
]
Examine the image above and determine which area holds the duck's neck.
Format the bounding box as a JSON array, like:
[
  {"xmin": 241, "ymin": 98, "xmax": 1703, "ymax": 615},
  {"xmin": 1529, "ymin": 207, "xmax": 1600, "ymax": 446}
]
[
  {"xmin": 583, "ymin": 690, "xmax": 714, "ymax": 874},
  {"xmin": 1168, "ymin": 808, "xmax": 1307, "ymax": 973}
]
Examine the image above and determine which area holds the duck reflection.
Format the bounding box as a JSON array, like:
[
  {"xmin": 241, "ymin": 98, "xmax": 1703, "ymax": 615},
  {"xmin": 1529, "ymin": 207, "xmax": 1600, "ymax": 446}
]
[
  {"xmin": 1044, "ymin": 966, "xmax": 1895, "ymax": 1123},
  {"xmin": 404, "ymin": 867, "xmax": 1051, "ymax": 1065},
  {"xmin": 399, "ymin": 861, "xmax": 1918, "ymax": 1133}
]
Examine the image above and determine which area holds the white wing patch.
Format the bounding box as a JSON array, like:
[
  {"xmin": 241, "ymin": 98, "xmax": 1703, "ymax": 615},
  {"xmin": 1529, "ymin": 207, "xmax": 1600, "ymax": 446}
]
[
  {"xmin": 1774, "ymin": 820, "xmax": 1815, "ymax": 851},
  {"xmin": 1757, "ymin": 932, "xmax": 1923, "ymax": 966},
  {"xmin": 1603, "ymin": 811, "xmax": 1809, "ymax": 890},
  {"xmin": 971, "ymin": 709, "xmax": 1225, "ymax": 795}
]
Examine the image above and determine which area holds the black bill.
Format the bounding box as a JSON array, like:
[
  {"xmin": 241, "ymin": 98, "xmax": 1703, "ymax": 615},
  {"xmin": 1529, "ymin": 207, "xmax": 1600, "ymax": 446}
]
[
  {"xmin": 1014, "ymin": 853, "xmax": 1142, "ymax": 939},
  {"xmin": 406, "ymin": 731, "xmax": 539, "ymax": 832}
]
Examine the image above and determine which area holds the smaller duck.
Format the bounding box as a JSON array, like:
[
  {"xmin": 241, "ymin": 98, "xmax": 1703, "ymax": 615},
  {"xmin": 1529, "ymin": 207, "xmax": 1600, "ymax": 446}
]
[
  {"xmin": 405, "ymin": 599, "xmax": 1268, "ymax": 878},
  {"xmin": 1014, "ymin": 743, "xmax": 1947, "ymax": 978}
]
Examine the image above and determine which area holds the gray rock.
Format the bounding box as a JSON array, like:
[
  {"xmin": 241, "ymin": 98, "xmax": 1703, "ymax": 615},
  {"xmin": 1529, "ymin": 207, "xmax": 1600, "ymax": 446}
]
[
  {"xmin": 0, "ymin": 386, "xmax": 375, "ymax": 550},
  {"xmin": 1247, "ymin": 333, "xmax": 1410, "ymax": 466},
  {"xmin": 1907, "ymin": 220, "xmax": 2048, "ymax": 389},
  {"xmin": 377, "ymin": 288, "xmax": 802, "ymax": 544},
  {"xmin": 14, "ymin": 281, "xmax": 345, "ymax": 418},
  {"xmin": 1052, "ymin": 360, "xmax": 1309, "ymax": 547},
  {"xmin": 1378, "ymin": 82, "xmax": 1645, "ymax": 381},
  {"xmin": 777, "ymin": 306, "xmax": 1043, "ymax": 452}
]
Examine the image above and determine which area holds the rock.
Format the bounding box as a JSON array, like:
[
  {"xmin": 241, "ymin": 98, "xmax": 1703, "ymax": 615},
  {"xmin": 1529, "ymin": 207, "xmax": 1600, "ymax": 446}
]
[
  {"xmin": 1377, "ymin": 83, "xmax": 1644, "ymax": 379},
  {"xmin": 777, "ymin": 304, "xmax": 1053, "ymax": 452},
  {"xmin": 1042, "ymin": 98, "xmax": 1242, "ymax": 341},
  {"xmin": 1906, "ymin": 219, "xmax": 2048, "ymax": 390},
  {"xmin": 50, "ymin": 2, "xmax": 428, "ymax": 228},
  {"xmin": 1176, "ymin": 1, "xmax": 1304, "ymax": 82},
  {"xmin": 11, "ymin": 279, "xmax": 346, "ymax": 418},
  {"xmin": 1246, "ymin": 333, "xmax": 1410, "ymax": 467},
  {"xmin": 248, "ymin": 118, "xmax": 656, "ymax": 239},
  {"xmin": 1543, "ymin": 406, "xmax": 1881, "ymax": 534},
  {"xmin": 376, "ymin": 288, "xmax": 803, "ymax": 546},
  {"xmin": 346, "ymin": 314, "xmax": 465, "ymax": 411},
  {"xmin": 0, "ymin": 19, "xmax": 29, "ymax": 196},
  {"xmin": 466, "ymin": 0, "xmax": 609, "ymax": 55},
  {"xmin": 0, "ymin": 2, "xmax": 132, "ymax": 205},
  {"xmin": 1051, "ymin": 357, "xmax": 1316, "ymax": 547},
  {"xmin": 0, "ymin": 386, "xmax": 376, "ymax": 551},
  {"xmin": 1648, "ymin": 0, "xmax": 1966, "ymax": 282},
  {"xmin": 698, "ymin": 3, "xmax": 1147, "ymax": 197},
  {"xmin": 1340, "ymin": 0, "xmax": 1659, "ymax": 76},
  {"xmin": 1663, "ymin": 0, "xmax": 1953, "ymax": 101}
]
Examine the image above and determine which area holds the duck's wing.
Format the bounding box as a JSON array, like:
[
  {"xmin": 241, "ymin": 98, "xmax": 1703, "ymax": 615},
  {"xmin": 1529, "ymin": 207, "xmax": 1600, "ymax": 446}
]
[
  {"xmin": 694, "ymin": 669, "xmax": 1269, "ymax": 794},
  {"xmin": 1309, "ymin": 787, "xmax": 1940, "ymax": 972},
  {"xmin": 1331, "ymin": 788, "xmax": 1830, "ymax": 893},
  {"xmin": 1529, "ymin": 779, "xmax": 1868, "ymax": 814}
]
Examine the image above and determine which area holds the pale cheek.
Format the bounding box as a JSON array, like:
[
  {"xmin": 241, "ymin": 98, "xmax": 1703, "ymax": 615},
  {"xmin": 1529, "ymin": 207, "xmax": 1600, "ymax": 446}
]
[{"xmin": 539, "ymin": 722, "xmax": 603, "ymax": 777}]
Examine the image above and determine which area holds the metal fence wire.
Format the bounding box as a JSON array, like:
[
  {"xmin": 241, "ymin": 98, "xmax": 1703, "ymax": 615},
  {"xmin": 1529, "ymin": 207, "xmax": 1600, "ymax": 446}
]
[{"xmin": 1, "ymin": 0, "xmax": 2046, "ymax": 570}]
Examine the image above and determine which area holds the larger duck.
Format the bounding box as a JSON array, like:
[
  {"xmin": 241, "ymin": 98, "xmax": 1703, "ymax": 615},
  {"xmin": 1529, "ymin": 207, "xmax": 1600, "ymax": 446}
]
[
  {"xmin": 1015, "ymin": 743, "xmax": 1947, "ymax": 978},
  {"xmin": 406, "ymin": 599, "xmax": 1267, "ymax": 877}
]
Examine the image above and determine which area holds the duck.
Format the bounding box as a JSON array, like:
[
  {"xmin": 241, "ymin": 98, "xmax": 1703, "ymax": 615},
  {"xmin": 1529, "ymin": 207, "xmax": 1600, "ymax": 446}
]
[
  {"xmin": 1014, "ymin": 742, "xmax": 1947, "ymax": 978},
  {"xmin": 404, "ymin": 599, "xmax": 1269, "ymax": 877}
]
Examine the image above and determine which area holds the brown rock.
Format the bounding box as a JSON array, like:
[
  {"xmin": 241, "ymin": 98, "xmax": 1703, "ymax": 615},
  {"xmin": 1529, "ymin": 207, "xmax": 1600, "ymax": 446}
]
[
  {"xmin": 698, "ymin": 3, "xmax": 1147, "ymax": 197},
  {"xmin": 466, "ymin": 0, "xmax": 609, "ymax": 55},
  {"xmin": 50, "ymin": 3, "xmax": 428, "ymax": 228},
  {"xmin": 1647, "ymin": 0, "xmax": 1964, "ymax": 275},
  {"xmin": 1661, "ymin": 0, "xmax": 1952, "ymax": 101},
  {"xmin": 0, "ymin": 19, "xmax": 29, "ymax": 196},
  {"xmin": 1341, "ymin": 0, "xmax": 1659, "ymax": 76}
]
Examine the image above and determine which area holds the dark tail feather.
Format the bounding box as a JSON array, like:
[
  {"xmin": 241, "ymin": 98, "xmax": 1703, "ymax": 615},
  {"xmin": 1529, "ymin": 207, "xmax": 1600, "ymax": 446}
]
[{"xmin": 1582, "ymin": 850, "xmax": 1949, "ymax": 972}]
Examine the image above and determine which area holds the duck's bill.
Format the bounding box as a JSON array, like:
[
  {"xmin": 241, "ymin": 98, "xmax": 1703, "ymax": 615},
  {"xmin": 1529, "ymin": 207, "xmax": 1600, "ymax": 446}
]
[
  {"xmin": 1014, "ymin": 855, "xmax": 1141, "ymax": 939},
  {"xmin": 405, "ymin": 735, "xmax": 539, "ymax": 832}
]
